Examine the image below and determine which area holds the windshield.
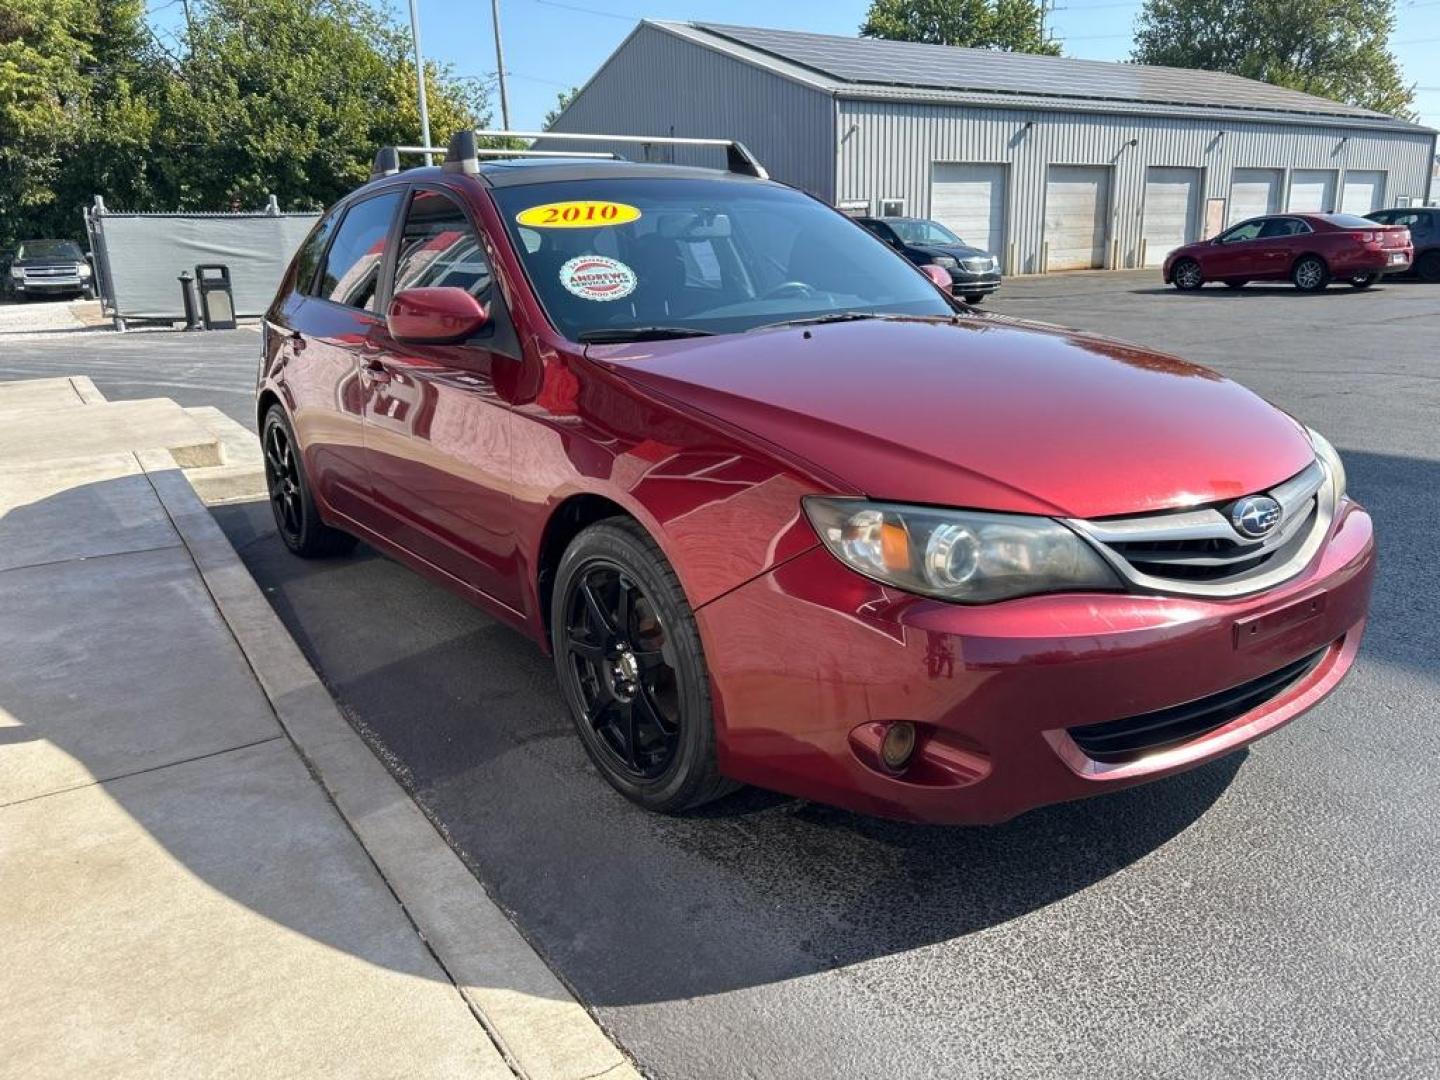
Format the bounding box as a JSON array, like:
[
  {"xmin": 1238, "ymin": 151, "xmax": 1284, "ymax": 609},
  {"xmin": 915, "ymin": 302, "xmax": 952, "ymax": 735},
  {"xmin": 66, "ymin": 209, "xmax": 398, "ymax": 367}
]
[
  {"xmin": 490, "ymin": 178, "xmax": 953, "ymax": 341},
  {"xmin": 888, "ymin": 219, "xmax": 962, "ymax": 246},
  {"xmin": 16, "ymin": 240, "xmax": 83, "ymax": 261}
]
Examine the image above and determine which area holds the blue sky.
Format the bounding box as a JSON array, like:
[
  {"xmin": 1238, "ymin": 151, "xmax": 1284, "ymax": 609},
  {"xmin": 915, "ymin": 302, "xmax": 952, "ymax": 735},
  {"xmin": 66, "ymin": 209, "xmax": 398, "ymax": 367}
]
[{"xmin": 149, "ymin": 0, "xmax": 1440, "ymax": 131}]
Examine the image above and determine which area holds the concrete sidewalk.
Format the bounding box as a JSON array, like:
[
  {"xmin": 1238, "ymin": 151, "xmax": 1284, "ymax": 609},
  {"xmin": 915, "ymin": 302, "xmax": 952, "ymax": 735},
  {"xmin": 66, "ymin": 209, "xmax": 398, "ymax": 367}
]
[{"xmin": 0, "ymin": 378, "xmax": 637, "ymax": 1080}]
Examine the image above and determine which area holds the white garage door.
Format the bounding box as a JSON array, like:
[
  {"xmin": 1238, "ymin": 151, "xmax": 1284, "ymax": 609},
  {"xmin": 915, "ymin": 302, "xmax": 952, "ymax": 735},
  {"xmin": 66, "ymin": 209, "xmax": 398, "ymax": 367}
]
[
  {"xmin": 1288, "ymin": 169, "xmax": 1336, "ymax": 213},
  {"xmin": 929, "ymin": 163, "xmax": 1006, "ymax": 255},
  {"xmin": 1341, "ymin": 170, "xmax": 1386, "ymax": 213},
  {"xmin": 1229, "ymin": 168, "xmax": 1282, "ymax": 224},
  {"xmin": 1044, "ymin": 166, "xmax": 1110, "ymax": 271},
  {"xmin": 1142, "ymin": 167, "xmax": 1200, "ymax": 267}
]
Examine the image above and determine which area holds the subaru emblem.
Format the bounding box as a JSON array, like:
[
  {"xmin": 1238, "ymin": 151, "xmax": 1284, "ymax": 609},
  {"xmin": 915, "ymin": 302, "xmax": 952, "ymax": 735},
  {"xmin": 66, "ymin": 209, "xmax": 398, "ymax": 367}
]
[{"xmin": 1231, "ymin": 495, "xmax": 1282, "ymax": 539}]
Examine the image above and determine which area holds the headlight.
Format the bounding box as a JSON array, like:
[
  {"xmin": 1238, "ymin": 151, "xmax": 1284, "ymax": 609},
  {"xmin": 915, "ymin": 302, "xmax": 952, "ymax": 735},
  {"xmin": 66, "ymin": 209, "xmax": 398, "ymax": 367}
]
[
  {"xmin": 8, "ymin": 268, "xmax": 22, "ymax": 279},
  {"xmin": 1307, "ymin": 427, "xmax": 1347, "ymax": 501},
  {"xmin": 78, "ymin": 264, "xmax": 91, "ymax": 278},
  {"xmin": 930, "ymin": 256, "xmax": 957, "ymax": 269},
  {"xmin": 804, "ymin": 498, "xmax": 1121, "ymax": 603}
]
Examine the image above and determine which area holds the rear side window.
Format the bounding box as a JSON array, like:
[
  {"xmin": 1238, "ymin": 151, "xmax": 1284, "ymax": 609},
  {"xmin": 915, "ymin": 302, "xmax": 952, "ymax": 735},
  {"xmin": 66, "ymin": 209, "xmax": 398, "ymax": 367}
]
[
  {"xmin": 318, "ymin": 192, "xmax": 402, "ymax": 310},
  {"xmin": 1259, "ymin": 218, "xmax": 1309, "ymax": 238},
  {"xmin": 392, "ymin": 190, "xmax": 493, "ymax": 298},
  {"xmin": 293, "ymin": 212, "xmax": 339, "ymax": 296}
]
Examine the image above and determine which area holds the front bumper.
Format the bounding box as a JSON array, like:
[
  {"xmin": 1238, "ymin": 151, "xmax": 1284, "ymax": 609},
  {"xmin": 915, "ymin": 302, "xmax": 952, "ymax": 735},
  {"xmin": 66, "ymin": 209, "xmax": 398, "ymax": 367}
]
[
  {"xmin": 15, "ymin": 277, "xmax": 85, "ymax": 293},
  {"xmin": 947, "ymin": 269, "xmax": 1002, "ymax": 294},
  {"xmin": 696, "ymin": 499, "xmax": 1374, "ymax": 824}
]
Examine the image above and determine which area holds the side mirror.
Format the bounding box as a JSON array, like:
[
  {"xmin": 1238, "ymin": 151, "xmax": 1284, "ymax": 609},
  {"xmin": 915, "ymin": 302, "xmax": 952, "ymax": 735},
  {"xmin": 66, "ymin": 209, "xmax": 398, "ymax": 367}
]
[
  {"xmin": 387, "ymin": 286, "xmax": 489, "ymax": 344},
  {"xmin": 921, "ymin": 264, "xmax": 953, "ymax": 292}
]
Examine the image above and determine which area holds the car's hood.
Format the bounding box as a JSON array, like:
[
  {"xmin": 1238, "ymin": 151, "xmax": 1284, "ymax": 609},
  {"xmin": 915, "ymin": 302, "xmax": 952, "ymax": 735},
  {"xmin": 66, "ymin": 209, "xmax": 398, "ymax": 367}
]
[{"xmin": 586, "ymin": 315, "xmax": 1316, "ymax": 519}]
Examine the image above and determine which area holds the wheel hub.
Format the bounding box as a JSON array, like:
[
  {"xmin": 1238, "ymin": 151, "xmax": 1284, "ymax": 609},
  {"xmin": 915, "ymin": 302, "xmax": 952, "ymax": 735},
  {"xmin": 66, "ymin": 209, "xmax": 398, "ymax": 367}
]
[{"xmin": 610, "ymin": 645, "xmax": 640, "ymax": 701}]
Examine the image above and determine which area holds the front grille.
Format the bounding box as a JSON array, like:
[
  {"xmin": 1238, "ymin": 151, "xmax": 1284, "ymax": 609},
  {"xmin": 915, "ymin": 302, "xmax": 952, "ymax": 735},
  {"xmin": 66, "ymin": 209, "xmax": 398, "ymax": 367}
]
[
  {"xmin": 1068, "ymin": 644, "xmax": 1330, "ymax": 763},
  {"xmin": 961, "ymin": 257, "xmax": 995, "ymax": 273},
  {"xmin": 1067, "ymin": 460, "xmax": 1333, "ymax": 598},
  {"xmin": 23, "ymin": 264, "xmax": 78, "ymax": 279}
]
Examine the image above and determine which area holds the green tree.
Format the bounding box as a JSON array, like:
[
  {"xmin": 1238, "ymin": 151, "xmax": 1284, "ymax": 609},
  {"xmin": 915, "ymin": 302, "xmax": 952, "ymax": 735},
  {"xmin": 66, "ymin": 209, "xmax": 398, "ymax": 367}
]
[
  {"xmin": 860, "ymin": 0, "xmax": 1060, "ymax": 55},
  {"xmin": 543, "ymin": 85, "xmax": 579, "ymax": 130},
  {"xmin": 1132, "ymin": 0, "xmax": 1415, "ymax": 120},
  {"xmin": 154, "ymin": 0, "xmax": 489, "ymax": 211},
  {"xmin": 0, "ymin": 0, "xmax": 492, "ymax": 258}
]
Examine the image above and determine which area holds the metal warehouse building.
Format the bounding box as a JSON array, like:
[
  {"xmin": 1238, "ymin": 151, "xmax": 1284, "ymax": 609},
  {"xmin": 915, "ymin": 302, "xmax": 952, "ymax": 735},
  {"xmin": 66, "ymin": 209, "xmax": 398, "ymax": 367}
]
[{"xmin": 547, "ymin": 21, "xmax": 1437, "ymax": 273}]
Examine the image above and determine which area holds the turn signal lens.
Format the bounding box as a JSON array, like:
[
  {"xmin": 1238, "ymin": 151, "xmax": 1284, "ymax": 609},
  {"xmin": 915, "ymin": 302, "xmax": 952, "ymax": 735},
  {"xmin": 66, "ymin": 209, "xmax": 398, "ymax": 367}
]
[{"xmin": 880, "ymin": 722, "xmax": 917, "ymax": 772}]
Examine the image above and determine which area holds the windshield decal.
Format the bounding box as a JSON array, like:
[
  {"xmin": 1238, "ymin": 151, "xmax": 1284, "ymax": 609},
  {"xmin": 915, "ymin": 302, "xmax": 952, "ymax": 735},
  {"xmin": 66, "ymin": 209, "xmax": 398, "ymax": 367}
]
[
  {"xmin": 517, "ymin": 201, "xmax": 641, "ymax": 229},
  {"xmin": 559, "ymin": 255, "xmax": 637, "ymax": 302}
]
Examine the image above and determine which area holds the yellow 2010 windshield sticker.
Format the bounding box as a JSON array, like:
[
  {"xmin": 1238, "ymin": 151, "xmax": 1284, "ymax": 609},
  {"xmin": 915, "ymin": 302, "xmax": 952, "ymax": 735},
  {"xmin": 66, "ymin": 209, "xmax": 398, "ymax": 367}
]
[{"xmin": 516, "ymin": 201, "xmax": 641, "ymax": 228}]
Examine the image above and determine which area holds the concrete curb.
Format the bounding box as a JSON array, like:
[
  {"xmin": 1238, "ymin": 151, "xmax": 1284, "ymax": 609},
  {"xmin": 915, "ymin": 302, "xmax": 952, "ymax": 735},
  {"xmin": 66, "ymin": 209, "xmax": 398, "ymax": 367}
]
[{"xmin": 134, "ymin": 448, "xmax": 641, "ymax": 1080}]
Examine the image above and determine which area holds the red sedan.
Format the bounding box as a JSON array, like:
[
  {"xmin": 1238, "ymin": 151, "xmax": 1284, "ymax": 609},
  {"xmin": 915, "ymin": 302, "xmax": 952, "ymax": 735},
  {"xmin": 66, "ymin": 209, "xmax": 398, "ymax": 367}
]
[
  {"xmin": 259, "ymin": 132, "xmax": 1373, "ymax": 824},
  {"xmin": 1164, "ymin": 212, "xmax": 1412, "ymax": 292}
]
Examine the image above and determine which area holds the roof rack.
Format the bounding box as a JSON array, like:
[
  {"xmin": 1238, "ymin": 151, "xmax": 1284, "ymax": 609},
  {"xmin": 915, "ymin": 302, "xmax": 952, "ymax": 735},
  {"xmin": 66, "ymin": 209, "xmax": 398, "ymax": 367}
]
[
  {"xmin": 454, "ymin": 130, "xmax": 768, "ymax": 179},
  {"xmin": 370, "ymin": 130, "xmax": 769, "ymax": 181},
  {"xmin": 370, "ymin": 143, "xmax": 617, "ymax": 179}
]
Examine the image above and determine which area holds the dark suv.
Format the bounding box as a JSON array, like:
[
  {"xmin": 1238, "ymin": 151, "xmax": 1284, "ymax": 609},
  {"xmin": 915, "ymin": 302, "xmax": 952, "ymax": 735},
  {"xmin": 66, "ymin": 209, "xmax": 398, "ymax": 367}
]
[
  {"xmin": 856, "ymin": 216, "xmax": 1001, "ymax": 303},
  {"xmin": 1367, "ymin": 207, "xmax": 1439, "ymax": 282},
  {"xmin": 6, "ymin": 239, "xmax": 93, "ymax": 300}
]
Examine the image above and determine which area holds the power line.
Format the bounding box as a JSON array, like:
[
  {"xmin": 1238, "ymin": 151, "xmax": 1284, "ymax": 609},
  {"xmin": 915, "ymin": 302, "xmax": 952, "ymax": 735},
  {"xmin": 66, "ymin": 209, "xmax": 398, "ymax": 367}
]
[{"xmin": 528, "ymin": 0, "xmax": 634, "ymax": 22}]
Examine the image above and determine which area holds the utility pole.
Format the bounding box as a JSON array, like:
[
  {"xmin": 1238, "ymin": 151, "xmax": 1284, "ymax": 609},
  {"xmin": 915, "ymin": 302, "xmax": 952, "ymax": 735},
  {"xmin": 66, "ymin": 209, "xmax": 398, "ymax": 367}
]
[
  {"xmin": 491, "ymin": 0, "xmax": 511, "ymax": 130},
  {"xmin": 407, "ymin": 0, "xmax": 434, "ymax": 164}
]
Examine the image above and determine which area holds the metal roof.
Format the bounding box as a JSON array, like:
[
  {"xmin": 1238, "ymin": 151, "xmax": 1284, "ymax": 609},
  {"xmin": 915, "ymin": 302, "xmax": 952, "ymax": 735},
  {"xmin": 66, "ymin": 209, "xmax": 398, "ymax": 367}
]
[{"xmin": 684, "ymin": 22, "xmax": 1423, "ymax": 131}]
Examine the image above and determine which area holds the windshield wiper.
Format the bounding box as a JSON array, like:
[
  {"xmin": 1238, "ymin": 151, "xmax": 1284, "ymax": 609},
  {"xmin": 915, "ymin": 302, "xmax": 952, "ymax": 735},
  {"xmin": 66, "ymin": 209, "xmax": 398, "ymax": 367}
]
[
  {"xmin": 751, "ymin": 311, "xmax": 882, "ymax": 332},
  {"xmin": 578, "ymin": 326, "xmax": 716, "ymax": 344}
]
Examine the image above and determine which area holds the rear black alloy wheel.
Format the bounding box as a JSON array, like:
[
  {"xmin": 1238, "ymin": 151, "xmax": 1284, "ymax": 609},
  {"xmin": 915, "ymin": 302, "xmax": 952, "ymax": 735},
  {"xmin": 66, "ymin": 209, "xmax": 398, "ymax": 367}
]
[
  {"xmin": 1350, "ymin": 272, "xmax": 1378, "ymax": 289},
  {"xmin": 261, "ymin": 405, "xmax": 356, "ymax": 558},
  {"xmin": 552, "ymin": 520, "xmax": 735, "ymax": 812},
  {"xmin": 1172, "ymin": 259, "xmax": 1203, "ymax": 290}
]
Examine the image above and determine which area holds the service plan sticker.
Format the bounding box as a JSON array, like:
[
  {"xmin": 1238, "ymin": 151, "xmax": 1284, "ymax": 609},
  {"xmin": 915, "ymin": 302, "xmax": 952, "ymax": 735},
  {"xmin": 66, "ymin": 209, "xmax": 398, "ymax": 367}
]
[
  {"xmin": 559, "ymin": 255, "xmax": 637, "ymax": 302},
  {"xmin": 517, "ymin": 201, "xmax": 641, "ymax": 228}
]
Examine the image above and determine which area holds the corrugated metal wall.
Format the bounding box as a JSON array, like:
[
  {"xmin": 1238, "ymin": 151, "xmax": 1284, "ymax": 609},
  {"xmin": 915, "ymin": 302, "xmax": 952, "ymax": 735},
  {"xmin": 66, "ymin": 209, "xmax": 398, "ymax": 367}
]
[
  {"xmin": 547, "ymin": 24, "xmax": 836, "ymax": 200},
  {"xmin": 836, "ymin": 98, "xmax": 1436, "ymax": 274}
]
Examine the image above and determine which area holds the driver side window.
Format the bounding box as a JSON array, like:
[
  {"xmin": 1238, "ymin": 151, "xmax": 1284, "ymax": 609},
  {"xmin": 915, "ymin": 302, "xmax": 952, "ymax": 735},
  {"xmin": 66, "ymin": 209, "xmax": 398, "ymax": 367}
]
[{"xmin": 1220, "ymin": 221, "xmax": 1264, "ymax": 244}]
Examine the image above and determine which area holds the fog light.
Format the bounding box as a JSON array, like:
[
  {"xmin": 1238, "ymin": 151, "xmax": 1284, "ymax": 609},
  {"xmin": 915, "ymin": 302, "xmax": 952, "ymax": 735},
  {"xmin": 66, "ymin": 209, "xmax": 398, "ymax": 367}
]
[{"xmin": 880, "ymin": 721, "xmax": 917, "ymax": 772}]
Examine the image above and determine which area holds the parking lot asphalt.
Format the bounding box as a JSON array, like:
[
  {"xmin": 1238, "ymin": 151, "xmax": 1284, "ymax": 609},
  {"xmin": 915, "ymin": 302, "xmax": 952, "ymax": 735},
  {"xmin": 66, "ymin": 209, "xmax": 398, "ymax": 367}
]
[{"xmin": 11, "ymin": 274, "xmax": 1440, "ymax": 1077}]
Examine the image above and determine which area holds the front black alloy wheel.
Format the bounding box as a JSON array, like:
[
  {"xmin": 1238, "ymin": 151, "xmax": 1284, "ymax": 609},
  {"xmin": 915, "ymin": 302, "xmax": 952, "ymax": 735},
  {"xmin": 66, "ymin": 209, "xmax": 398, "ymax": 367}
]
[
  {"xmin": 1349, "ymin": 272, "xmax": 1377, "ymax": 290},
  {"xmin": 552, "ymin": 519, "xmax": 734, "ymax": 812},
  {"xmin": 261, "ymin": 405, "xmax": 356, "ymax": 558}
]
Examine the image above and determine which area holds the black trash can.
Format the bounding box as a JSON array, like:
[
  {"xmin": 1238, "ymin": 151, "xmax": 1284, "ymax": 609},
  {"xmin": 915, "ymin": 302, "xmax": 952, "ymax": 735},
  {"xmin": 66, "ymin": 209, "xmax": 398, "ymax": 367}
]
[{"xmin": 194, "ymin": 264, "xmax": 237, "ymax": 330}]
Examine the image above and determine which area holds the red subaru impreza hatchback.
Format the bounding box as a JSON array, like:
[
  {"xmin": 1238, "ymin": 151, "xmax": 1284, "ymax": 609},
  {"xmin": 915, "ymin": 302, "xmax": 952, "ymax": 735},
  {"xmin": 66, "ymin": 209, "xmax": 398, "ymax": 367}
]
[{"xmin": 259, "ymin": 132, "xmax": 1374, "ymax": 824}]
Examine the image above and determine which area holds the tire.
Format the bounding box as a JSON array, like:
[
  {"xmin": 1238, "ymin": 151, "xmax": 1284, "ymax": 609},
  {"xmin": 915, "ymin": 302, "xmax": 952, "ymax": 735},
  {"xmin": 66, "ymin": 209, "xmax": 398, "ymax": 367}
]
[
  {"xmin": 1349, "ymin": 272, "xmax": 1377, "ymax": 290},
  {"xmin": 1172, "ymin": 259, "xmax": 1203, "ymax": 291},
  {"xmin": 963, "ymin": 293, "xmax": 985, "ymax": 304},
  {"xmin": 1416, "ymin": 250, "xmax": 1440, "ymax": 284},
  {"xmin": 261, "ymin": 404, "xmax": 356, "ymax": 558},
  {"xmin": 1223, "ymin": 279, "xmax": 1248, "ymax": 289},
  {"xmin": 1291, "ymin": 255, "xmax": 1330, "ymax": 292},
  {"xmin": 551, "ymin": 518, "xmax": 736, "ymax": 813}
]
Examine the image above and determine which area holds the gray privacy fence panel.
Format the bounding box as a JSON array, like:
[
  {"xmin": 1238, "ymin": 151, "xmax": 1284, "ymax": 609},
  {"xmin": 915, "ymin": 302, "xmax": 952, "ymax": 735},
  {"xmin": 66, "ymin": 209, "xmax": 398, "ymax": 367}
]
[{"xmin": 91, "ymin": 212, "xmax": 319, "ymax": 320}]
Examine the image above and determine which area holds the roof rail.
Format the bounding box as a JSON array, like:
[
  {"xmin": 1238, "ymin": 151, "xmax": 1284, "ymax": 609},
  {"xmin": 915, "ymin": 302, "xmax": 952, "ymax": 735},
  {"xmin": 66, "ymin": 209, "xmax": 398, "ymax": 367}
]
[
  {"xmin": 440, "ymin": 129, "xmax": 769, "ymax": 179},
  {"xmin": 370, "ymin": 142, "xmax": 617, "ymax": 179}
]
